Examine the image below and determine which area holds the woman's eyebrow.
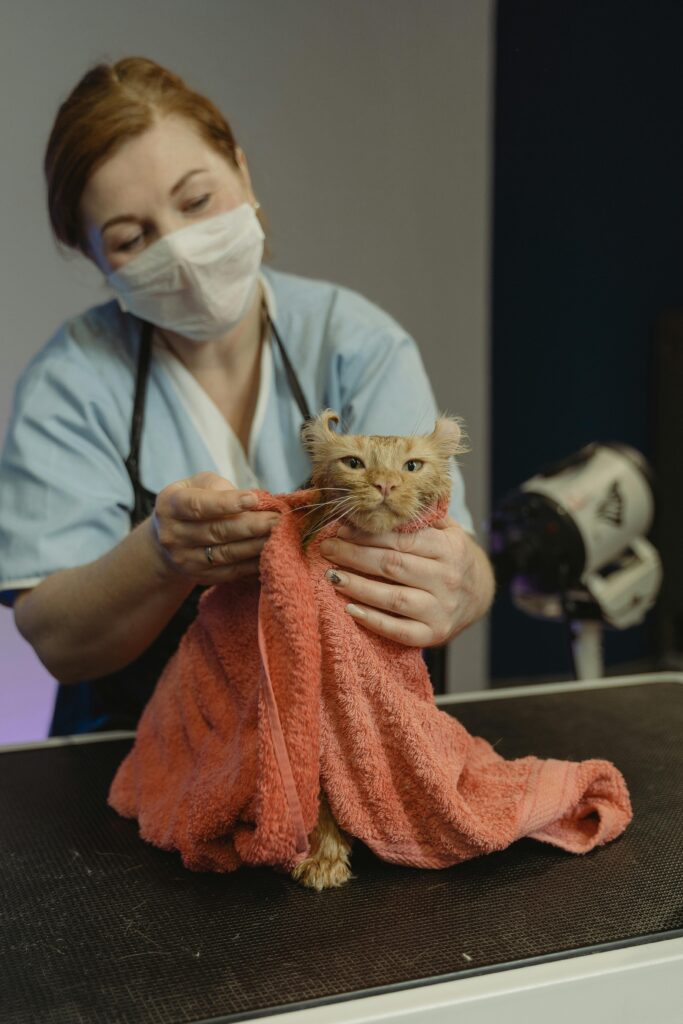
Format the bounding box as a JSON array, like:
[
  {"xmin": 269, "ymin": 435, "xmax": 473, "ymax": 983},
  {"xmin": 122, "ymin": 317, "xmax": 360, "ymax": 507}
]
[
  {"xmin": 169, "ymin": 167, "xmax": 208, "ymax": 196},
  {"xmin": 101, "ymin": 213, "xmax": 140, "ymax": 235},
  {"xmin": 100, "ymin": 169, "xmax": 210, "ymax": 235}
]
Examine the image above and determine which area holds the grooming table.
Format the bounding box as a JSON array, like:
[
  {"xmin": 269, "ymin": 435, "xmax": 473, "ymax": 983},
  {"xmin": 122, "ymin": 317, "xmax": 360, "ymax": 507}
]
[{"xmin": 1, "ymin": 673, "xmax": 681, "ymax": 1024}]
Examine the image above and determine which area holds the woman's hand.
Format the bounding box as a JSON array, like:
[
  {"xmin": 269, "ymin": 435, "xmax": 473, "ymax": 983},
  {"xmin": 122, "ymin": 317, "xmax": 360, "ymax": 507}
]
[
  {"xmin": 319, "ymin": 516, "xmax": 495, "ymax": 647},
  {"xmin": 151, "ymin": 471, "xmax": 279, "ymax": 585}
]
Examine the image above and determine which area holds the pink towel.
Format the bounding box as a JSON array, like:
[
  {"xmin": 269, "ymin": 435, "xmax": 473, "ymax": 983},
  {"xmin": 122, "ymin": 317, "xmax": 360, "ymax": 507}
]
[{"xmin": 108, "ymin": 489, "xmax": 633, "ymax": 873}]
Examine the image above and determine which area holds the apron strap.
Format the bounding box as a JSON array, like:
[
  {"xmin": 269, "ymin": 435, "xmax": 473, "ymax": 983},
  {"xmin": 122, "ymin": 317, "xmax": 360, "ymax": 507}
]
[
  {"xmin": 124, "ymin": 319, "xmax": 154, "ymax": 522},
  {"xmin": 267, "ymin": 314, "xmax": 313, "ymax": 425}
]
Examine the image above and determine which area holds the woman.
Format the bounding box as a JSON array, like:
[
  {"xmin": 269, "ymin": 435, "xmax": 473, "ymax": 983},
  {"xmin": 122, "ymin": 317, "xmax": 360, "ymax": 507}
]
[{"xmin": 0, "ymin": 57, "xmax": 494, "ymax": 736}]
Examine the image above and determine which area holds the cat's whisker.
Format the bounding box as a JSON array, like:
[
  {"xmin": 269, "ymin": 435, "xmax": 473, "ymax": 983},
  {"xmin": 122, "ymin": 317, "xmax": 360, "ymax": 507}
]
[
  {"xmin": 310, "ymin": 493, "xmax": 362, "ymax": 526},
  {"xmin": 299, "ymin": 499, "xmax": 362, "ymax": 545},
  {"xmin": 317, "ymin": 503, "xmax": 362, "ymax": 533},
  {"xmin": 295, "ymin": 496, "xmax": 353, "ymax": 516},
  {"xmin": 298, "ymin": 494, "xmax": 359, "ymax": 520},
  {"xmin": 295, "ymin": 500, "xmax": 360, "ymax": 537},
  {"xmin": 406, "ymin": 496, "xmax": 433, "ymax": 530},
  {"xmin": 279, "ymin": 490, "xmax": 355, "ymax": 519},
  {"xmin": 309, "ymin": 497, "xmax": 359, "ymax": 530}
]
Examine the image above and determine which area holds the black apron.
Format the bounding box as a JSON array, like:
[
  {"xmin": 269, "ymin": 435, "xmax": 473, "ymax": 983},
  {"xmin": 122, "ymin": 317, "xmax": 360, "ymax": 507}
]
[{"xmin": 48, "ymin": 316, "xmax": 312, "ymax": 737}]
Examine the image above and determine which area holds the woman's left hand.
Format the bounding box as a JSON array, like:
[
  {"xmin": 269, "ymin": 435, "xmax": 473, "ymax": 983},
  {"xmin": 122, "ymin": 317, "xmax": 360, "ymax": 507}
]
[{"xmin": 318, "ymin": 515, "xmax": 496, "ymax": 647}]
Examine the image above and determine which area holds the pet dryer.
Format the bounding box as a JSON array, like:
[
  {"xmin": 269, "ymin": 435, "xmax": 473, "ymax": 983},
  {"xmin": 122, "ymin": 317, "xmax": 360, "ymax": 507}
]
[{"xmin": 490, "ymin": 442, "xmax": 662, "ymax": 678}]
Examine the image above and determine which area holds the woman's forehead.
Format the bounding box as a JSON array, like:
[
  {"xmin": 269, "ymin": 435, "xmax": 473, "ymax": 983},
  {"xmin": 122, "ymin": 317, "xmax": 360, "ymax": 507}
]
[{"xmin": 80, "ymin": 115, "xmax": 232, "ymax": 220}]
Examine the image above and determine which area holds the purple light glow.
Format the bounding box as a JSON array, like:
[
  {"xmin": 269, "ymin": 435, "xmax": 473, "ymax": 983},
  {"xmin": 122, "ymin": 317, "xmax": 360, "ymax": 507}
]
[{"xmin": 0, "ymin": 613, "xmax": 55, "ymax": 744}]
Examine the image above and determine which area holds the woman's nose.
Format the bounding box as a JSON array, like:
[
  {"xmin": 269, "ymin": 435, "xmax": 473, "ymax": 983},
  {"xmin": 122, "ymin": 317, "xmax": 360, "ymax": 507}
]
[{"xmin": 155, "ymin": 212, "xmax": 188, "ymax": 240}]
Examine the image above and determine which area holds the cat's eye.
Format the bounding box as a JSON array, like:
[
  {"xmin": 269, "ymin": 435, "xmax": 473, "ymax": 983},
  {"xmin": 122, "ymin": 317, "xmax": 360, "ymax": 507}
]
[
  {"xmin": 341, "ymin": 456, "xmax": 365, "ymax": 469},
  {"xmin": 403, "ymin": 459, "xmax": 424, "ymax": 472}
]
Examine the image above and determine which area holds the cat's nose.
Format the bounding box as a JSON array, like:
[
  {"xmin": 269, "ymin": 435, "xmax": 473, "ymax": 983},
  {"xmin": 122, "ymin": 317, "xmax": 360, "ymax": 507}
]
[{"xmin": 374, "ymin": 480, "xmax": 397, "ymax": 497}]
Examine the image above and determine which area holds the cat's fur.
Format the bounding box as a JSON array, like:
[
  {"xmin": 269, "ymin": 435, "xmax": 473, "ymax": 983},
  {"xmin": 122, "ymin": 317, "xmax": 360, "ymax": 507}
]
[{"xmin": 290, "ymin": 410, "xmax": 468, "ymax": 890}]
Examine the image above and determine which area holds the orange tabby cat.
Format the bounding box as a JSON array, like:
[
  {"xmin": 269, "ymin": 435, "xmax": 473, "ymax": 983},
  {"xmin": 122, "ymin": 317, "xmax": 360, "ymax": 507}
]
[{"xmin": 290, "ymin": 410, "xmax": 468, "ymax": 890}]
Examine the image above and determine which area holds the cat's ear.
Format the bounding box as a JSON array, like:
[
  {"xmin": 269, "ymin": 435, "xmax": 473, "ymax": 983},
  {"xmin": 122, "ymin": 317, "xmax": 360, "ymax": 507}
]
[
  {"xmin": 430, "ymin": 415, "xmax": 470, "ymax": 458},
  {"xmin": 300, "ymin": 409, "xmax": 341, "ymax": 455}
]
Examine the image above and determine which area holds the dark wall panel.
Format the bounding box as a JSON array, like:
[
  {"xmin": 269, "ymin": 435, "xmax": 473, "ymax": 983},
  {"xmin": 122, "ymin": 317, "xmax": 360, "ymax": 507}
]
[{"xmin": 491, "ymin": 0, "xmax": 683, "ymax": 678}]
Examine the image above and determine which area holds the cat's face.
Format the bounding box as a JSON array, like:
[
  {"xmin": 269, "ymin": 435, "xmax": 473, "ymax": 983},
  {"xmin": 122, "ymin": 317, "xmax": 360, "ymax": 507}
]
[{"xmin": 300, "ymin": 411, "xmax": 468, "ymax": 532}]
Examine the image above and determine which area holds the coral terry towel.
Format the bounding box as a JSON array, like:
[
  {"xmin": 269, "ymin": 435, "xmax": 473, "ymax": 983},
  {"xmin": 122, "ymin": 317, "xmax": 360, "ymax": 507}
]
[{"xmin": 108, "ymin": 490, "xmax": 633, "ymax": 873}]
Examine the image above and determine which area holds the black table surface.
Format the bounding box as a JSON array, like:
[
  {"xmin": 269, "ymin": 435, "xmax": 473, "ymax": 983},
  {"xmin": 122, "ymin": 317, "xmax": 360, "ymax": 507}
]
[{"xmin": 2, "ymin": 679, "xmax": 682, "ymax": 1024}]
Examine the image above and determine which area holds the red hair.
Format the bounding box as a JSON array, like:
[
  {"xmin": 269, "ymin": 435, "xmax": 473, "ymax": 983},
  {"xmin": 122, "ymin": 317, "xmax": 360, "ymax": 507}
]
[{"xmin": 44, "ymin": 57, "xmax": 254, "ymax": 251}]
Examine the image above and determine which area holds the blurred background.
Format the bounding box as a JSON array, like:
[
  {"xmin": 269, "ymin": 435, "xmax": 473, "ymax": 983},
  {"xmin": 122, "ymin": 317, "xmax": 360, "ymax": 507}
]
[{"xmin": 1, "ymin": 0, "xmax": 679, "ymax": 743}]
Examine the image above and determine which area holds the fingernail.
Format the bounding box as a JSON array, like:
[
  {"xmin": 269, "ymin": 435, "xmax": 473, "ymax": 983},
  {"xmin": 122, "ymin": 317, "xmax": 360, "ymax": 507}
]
[
  {"xmin": 325, "ymin": 569, "xmax": 346, "ymax": 585},
  {"xmin": 240, "ymin": 493, "xmax": 258, "ymax": 509},
  {"xmin": 320, "ymin": 540, "xmax": 337, "ymax": 556},
  {"xmin": 346, "ymin": 603, "xmax": 366, "ymax": 618},
  {"xmin": 337, "ymin": 525, "xmax": 353, "ymax": 539}
]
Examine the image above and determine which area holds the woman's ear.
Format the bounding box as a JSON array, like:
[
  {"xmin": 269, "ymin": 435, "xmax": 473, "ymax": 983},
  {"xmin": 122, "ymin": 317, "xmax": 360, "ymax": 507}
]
[{"xmin": 235, "ymin": 146, "xmax": 257, "ymax": 206}]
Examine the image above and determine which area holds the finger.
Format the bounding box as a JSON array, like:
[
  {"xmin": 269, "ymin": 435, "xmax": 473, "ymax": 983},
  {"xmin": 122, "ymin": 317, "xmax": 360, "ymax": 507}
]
[
  {"xmin": 175, "ymin": 510, "xmax": 281, "ymax": 547},
  {"xmin": 431, "ymin": 515, "xmax": 459, "ymax": 530},
  {"xmin": 343, "ymin": 601, "xmax": 432, "ymax": 647},
  {"xmin": 200, "ymin": 535, "xmax": 269, "ymax": 568},
  {"xmin": 187, "ymin": 471, "xmax": 238, "ymax": 492},
  {"xmin": 197, "ymin": 556, "xmax": 261, "ymax": 586},
  {"xmin": 336, "ymin": 524, "xmax": 447, "ymax": 559},
  {"xmin": 319, "ymin": 537, "xmax": 443, "ymax": 592},
  {"xmin": 163, "ymin": 482, "xmax": 260, "ymax": 521},
  {"xmin": 324, "ymin": 568, "xmax": 435, "ymax": 623}
]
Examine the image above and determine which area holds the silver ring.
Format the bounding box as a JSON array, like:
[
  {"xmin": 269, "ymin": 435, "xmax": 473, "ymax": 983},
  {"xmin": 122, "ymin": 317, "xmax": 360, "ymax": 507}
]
[{"xmin": 205, "ymin": 545, "xmax": 215, "ymax": 566}]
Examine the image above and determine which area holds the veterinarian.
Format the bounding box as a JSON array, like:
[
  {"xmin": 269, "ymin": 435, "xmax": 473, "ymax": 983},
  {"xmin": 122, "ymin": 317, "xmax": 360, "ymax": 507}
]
[{"xmin": 0, "ymin": 58, "xmax": 495, "ymax": 736}]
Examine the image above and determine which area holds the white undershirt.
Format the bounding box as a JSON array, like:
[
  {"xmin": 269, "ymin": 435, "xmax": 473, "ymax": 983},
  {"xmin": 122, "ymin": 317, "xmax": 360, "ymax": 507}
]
[{"xmin": 151, "ymin": 273, "xmax": 276, "ymax": 488}]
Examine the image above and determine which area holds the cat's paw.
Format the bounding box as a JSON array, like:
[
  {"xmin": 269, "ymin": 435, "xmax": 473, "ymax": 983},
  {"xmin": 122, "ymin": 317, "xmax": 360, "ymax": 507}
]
[
  {"xmin": 291, "ymin": 852, "xmax": 354, "ymax": 891},
  {"xmin": 291, "ymin": 789, "xmax": 355, "ymax": 890}
]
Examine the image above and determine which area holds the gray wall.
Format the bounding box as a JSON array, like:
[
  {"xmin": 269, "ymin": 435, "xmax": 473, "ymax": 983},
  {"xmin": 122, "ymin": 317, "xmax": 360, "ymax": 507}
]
[{"xmin": 0, "ymin": 0, "xmax": 493, "ymax": 740}]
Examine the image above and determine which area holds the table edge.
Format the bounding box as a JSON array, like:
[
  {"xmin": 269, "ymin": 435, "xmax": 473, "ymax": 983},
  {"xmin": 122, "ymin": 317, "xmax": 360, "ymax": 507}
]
[{"xmin": 2, "ymin": 671, "xmax": 681, "ymax": 753}]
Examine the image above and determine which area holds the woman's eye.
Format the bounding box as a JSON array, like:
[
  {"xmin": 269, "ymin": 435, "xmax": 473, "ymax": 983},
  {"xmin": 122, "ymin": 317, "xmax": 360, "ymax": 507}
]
[
  {"xmin": 185, "ymin": 194, "xmax": 211, "ymax": 212},
  {"xmin": 403, "ymin": 459, "xmax": 424, "ymax": 472},
  {"xmin": 117, "ymin": 234, "xmax": 144, "ymax": 253},
  {"xmin": 341, "ymin": 456, "xmax": 365, "ymax": 469}
]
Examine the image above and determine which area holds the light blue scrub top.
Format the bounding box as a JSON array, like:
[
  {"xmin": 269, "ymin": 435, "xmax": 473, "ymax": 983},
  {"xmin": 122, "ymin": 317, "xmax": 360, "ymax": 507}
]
[{"xmin": 0, "ymin": 267, "xmax": 474, "ymax": 607}]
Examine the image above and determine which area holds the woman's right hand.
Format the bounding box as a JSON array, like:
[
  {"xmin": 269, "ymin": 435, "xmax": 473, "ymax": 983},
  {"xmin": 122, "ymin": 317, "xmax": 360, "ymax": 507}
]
[{"xmin": 150, "ymin": 471, "xmax": 279, "ymax": 585}]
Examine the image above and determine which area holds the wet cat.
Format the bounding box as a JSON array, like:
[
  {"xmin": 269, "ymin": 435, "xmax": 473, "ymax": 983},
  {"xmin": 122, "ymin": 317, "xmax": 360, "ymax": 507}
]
[{"xmin": 290, "ymin": 409, "xmax": 468, "ymax": 890}]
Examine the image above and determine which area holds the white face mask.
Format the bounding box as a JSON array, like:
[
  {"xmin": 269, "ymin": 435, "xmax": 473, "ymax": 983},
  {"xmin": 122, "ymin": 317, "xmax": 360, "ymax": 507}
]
[{"xmin": 106, "ymin": 203, "xmax": 265, "ymax": 342}]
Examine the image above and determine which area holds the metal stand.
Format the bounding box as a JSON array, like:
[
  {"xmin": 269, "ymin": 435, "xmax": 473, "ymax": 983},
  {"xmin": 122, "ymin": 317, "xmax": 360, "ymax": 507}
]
[{"xmin": 570, "ymin": 619, "xmax": 604, "ymax": 679}]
